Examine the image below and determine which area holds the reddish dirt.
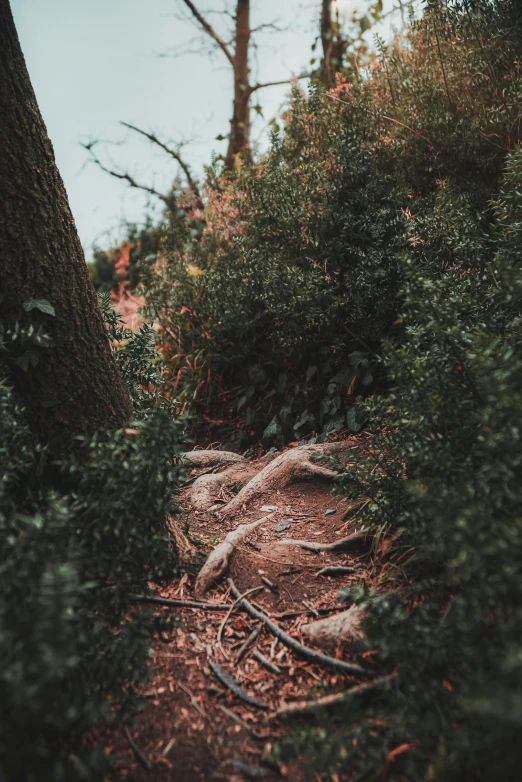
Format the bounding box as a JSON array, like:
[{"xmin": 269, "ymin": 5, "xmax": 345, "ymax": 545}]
[{"xmin": 109, "ymin": 433, "xmax": 389, "ymax": 782}]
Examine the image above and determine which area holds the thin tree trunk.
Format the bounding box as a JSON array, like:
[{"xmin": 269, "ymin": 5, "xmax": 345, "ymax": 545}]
[
  {"xmin": 225, "ymin": 0, "xmax": 251, "ymax": 169},
  {"xmin": 0, "ymin": 0, "xmax": 132, "ymax": 448},
  {"xmin": 320, "ymin": 0, "xmax": 344, "ymax": 88}
]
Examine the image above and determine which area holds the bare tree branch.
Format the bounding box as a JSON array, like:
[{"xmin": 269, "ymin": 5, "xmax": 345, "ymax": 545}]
[
  {"xmin": 180, "ymin": 0, "xmax": 235, "ymax": 67},
  {"xmin": 251, "ymin": 21, "xmax": 289, "ymax": 34},
  {"xmin": 249, "ymin": 72, "xmax": 311, "ymax": 94},
  {"xmin": 81, "ymin": 142, "xmax": 171, "ymax": 205},
  {"xmin": 120, "ymin": 121, "xmax": 200, "ymax": 197}
]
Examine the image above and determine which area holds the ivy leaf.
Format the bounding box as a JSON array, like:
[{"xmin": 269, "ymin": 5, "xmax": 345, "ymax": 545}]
[{"xmin": 23, "ymin": 299, "xmax": 55, "ymax": 317}]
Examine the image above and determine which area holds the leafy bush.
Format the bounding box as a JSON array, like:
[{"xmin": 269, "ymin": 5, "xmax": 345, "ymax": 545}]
[
  {"xmin": 0, "ymin": 300, "xmax": 186, "ymax": 780},
  {"xmin": 271, "ymin": 3, "xmax": 522, "ymax": 778}
]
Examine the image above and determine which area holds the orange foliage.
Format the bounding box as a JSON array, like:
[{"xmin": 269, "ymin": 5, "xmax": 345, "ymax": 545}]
[{"xmin": 110, "ymin": 243, "xmax": 144, "ymax": 331}]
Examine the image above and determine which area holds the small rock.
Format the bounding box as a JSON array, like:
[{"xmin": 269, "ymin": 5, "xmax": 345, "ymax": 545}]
[
  {"xmin": 275, "ymin": 519, "xmax": 290, "ymax": 533},
  {"xmin": 325, "ymin": 509, "xmax": 336, "ymax": 516},
  {"xmin": 261, "ymin": 505, "xmax": 278, "ymax": 512}
]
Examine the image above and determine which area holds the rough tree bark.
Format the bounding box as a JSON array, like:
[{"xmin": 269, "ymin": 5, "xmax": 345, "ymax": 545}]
[
  {"xmin": 320, "ymin": 0, "xmax": 345, "ymax": 88},
  {"xmin": 0, "ymin": 0, "xmax": 132, "ymax": 447},
  {"xmin": 226, "ymin": 0, "xmax": 251, "ymax": 169}
]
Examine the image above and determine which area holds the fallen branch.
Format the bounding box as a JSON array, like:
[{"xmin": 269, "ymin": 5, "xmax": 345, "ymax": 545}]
[
  {"xmin": 208, "ymin": 661, "xmax": 270, "ymax": 710},
  {"xmin": 227, "ymin": 580, "xmax": 365, "ymax": 676},
  {"xmin": 253, "ymin": 649, "xmax": 280, "ymax": 674},
  {"xmin": 218, "ymin": 704, "xmax": 253, "ymax": 733},
  {"xmin": 236, "ymin": 625, "xmax": 263, "ymax": 662},
  {"xmin": 123, "ymin": 727, "xmax": 152, "ymax": 770},
  {"xmin": 316, "ymin": 566, "xmax": 358, "ymax": 577},
  {"xmin": 177, "ymin": 680, "xmax": 205, "ymax": 716},
  {"xmin": 217, "ymin": 586, "xmax": 265, "ymax": 659},
  {"xmin": 195, "ymin": 514, "xmax": 274, "ymax": 596},
  {"xmin": 273, "ymin": 605, "xmax": 346, "ymax": 619},
  {"xmin": 280, "ymin": 528, "xmax": 370, "ymax": 553},
  {"xmin": 273, "ymin": 675, "xmax": 395, "ymax": 719},
  {"xmin": 130, "ymin": 595, "xmax": 233, "ymax": 611}
]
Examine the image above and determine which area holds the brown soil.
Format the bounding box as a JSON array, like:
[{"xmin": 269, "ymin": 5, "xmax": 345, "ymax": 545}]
[{"xmin": 108, "ymin": 432, "xmax": 390, "ymax": 782}]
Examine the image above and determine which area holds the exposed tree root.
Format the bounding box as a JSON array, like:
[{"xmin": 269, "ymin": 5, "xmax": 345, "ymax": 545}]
[
  {"xmin": 181, "ymin": 449, "xmax": 246, "ymax": 467},
  {"xmin": 219, "ymin": 442, "xmax": 350, "ymax": 517},
  {"xmin": 130, "ymin": 595, "xmax": 234, "ymax": 611},
  {"xmin": 194, "ymin": 514, "xmax": 275, "ymax": 596},
  {"xmin": 301, "ymin": 605, "xmax": 367, "ymax": 651},
  {"xmin": 190, "ymin": 463, "xmax": 259, "ymax": 511},
  {"xmin": 227, "ymin": 579, "xmax": 365, "ymax": 676},
  {"xmin": 279, "ymin": 528, "xmax": 370, "ymax": 552},
  {"xmin": 272, "ymin": 675, "xmax": 395, "ymax": 719}
]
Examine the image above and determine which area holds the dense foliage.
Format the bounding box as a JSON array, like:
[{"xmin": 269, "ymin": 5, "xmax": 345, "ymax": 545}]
[
  {"xmin": 0, "ymin": 299, "xmax": 185, "ymax": 780},
  {"xmin": 140, "ymin": 0, "xmax": 522, "ymax": 778}
]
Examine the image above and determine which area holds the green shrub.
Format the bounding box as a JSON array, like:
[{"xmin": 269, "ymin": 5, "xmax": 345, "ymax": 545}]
[
  {"xmin": 0, "ymin": 300, "xmax": 186, "ymax": 780},
  {"xmin": 273, "ymin": 2, "xmax": 522, "ymax": 775},
  {"xmin": 139, "ymin": 0, "xmax": 522, "ymax": 778},
  {"xmin": 286, "ymin": 149, "xmax": 522, "ymax": 782}
]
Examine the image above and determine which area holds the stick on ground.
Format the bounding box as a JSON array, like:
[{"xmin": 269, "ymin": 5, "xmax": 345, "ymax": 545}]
[
  {"xmin": 123, "ymin": 727, "xmax": 152, "ymax": 770},
  {"xmin": 236, "ymin": 625, "xmax": 263, "ymax": 662},
  {"xmin": 253, "ymin": 649, "xmax": 280, "ymax": 674},
  {"xmin": 280, "ymin": 528, "xmax": 370, "ymax": 552},
  {"xmin": 130, "ymin": 595, "xmax": 234, "ymax": 611},
  {"xmin": 177, "ymin": 680, "xmax": 206, "ymax": 717},
  {"xmin": 208, "ymin": 661, "xmax": 270, "ymax": 710},
  {"xmin": 273, "ymin": 675, "xmax": 395, "ymax": 719},
  {"xmin": 217, "ymin": 586, "xmax": 265, "ymax": 659},
  {"xmin": 227, "ymin": 579, "xmax": 365, "ymax": 676},
  {"xmin": 316, "ymin": 566, "xmax": 358, "ymax": 577}
]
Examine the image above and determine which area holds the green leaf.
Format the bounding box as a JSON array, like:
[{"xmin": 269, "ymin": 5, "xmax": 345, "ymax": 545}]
[
  {"xmin": 263, "ymin": 417, "xmax": 281, "ymax": 441},
  {"xmin": 23, "ymin": 299, "xmax": 56, "ymax": 317}
]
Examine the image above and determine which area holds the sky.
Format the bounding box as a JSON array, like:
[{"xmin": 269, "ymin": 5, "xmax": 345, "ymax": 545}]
[{"xmin": 10, "ymin": 0, "xmax": 399, "ymax": 259}]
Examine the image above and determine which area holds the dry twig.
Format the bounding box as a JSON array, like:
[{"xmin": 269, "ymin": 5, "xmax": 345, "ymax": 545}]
[{"xmin": 208, "ymin": 661, "xmax": 270, "ymax": 710}]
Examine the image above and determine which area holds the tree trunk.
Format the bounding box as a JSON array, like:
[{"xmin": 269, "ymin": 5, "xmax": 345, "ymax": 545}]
[
  {"xmin": 225, "ymin": 0, "xmax": 251, "ymax": 169},
  {"xmin": 320, "ymin": 0, "xmax": 343, "ymax": 88},
  {"xmin": 0, "ymin": 0, "xmax": 132, "ymax": 448}
]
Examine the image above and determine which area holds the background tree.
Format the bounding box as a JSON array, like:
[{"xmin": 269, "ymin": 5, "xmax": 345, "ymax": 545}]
[
  {"xmin": 0, "ymin": 0, "xmax": 131, "ymax": 447},
  {"xmin": 319, "ymin": 0, "xmax": 346, "ymax": 87},
  {"xmin": 177, "ymin": 0, "xmax": 310, "ymax": 169}
]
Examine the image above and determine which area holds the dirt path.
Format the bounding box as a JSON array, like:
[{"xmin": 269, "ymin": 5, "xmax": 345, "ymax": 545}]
[{"xmin": 111, "ymin": 434, "xmax": 384, "ymax": 781}]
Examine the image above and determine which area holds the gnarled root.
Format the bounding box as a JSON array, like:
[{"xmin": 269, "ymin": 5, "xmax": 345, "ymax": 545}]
[
  {"xmin": 181, "ymin": 449, "xmax": 246, "ymax": 467},
  {"xmin": 219, "ymin": 442, "xmax": 349, "ymax": 517},
  {"xmin": 194, "ymin": 514, "xmax": 274, "ymax": 596},
  {"xmin": 190, "ymin": 463, "xmax": 259, "ymax": 511},
  {"xmin": 279, "ymin": 528, "xmax": 370, "ymax": 553}
]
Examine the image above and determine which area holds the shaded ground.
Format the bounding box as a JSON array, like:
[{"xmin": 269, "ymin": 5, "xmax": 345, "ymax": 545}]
[{"xmin": 109, "ymin": 432, "xmax": 391, "ymax": 782}]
